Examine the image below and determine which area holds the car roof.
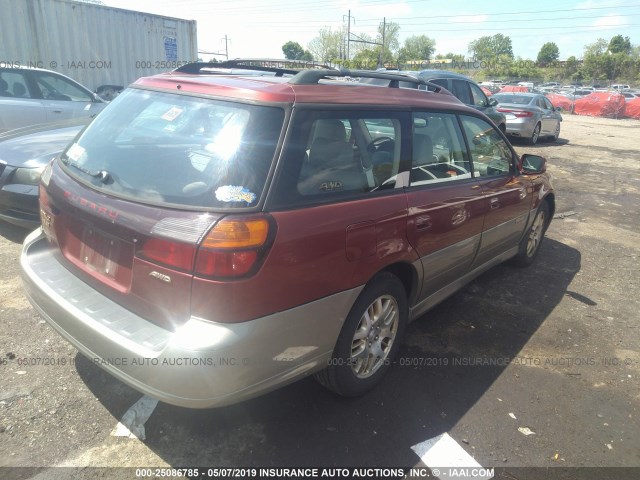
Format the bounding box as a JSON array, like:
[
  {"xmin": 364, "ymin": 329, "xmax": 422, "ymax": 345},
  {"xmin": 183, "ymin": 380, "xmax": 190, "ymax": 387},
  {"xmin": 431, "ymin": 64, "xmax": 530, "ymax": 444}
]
[
  {"xmin": 494, "ymin": 92, "xmax": 539, "ymax": 98},
  {"xmin": 417, "ymin": 69, "xmax": 474, "ymax": 81},
  {"xmin": 134, "ymin": 69, "xmax": 478, "ymax": 113}
]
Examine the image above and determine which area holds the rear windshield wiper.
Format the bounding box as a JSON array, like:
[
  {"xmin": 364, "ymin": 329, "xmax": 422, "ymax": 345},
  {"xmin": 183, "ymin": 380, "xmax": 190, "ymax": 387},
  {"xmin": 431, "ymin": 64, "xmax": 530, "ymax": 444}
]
[{"xmin": 61, "ymin": 156, "xmax": 112, "ymax": 184}]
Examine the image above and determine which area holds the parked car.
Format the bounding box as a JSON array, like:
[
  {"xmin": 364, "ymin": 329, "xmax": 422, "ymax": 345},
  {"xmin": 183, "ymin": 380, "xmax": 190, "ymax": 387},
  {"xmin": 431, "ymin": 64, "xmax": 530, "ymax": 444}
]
[
  {"xmin": 493, "ymin": 92, "xmax": 563, "ymax": 144},
  {"xmin": 0, "ymin": 119, "xmax": 86, "ymax": 228},
  {"xmin": 416, "ymin": 70, "xmax": 507, "ymax": 133},
  {"xmin": 362, "ymin": 70, "xmax": 506, "ymax": 133},
  {"xmin": 0, "ymin": 66, "xmax": 105, "ymax": 133},
  {"xmin": 620, "ymin": 91, "xmax": 640, "ymax": 101},
  {"xmin": 21, "ymin": 64, "xmax": 554, "ymax": 409}
]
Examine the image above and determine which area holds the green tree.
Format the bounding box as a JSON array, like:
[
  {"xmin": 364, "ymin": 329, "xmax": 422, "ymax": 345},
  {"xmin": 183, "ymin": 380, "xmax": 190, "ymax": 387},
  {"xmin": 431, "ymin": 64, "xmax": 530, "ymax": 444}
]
[
  {"xmin": 352, "ymin": 49, "xmax": 380, "ymax": 69},
  {"xmin": 537, "ymin": 42, "xmax": 559, "ymax": 65},
  {"xmin": 608, "ymin": 35, "xmax": 632, "ymax": 54},
  {"xmin": 397, "ymin": 35, "xmax": 436, "ymax": 65},
  {"xmin": 282, "ymin": 41, "xmax": 306, "ymax": 60},
  {"xmin": 582, "ymin": 38, "xmax": 612, "ymax": 81},
  {"xmin": 308, "ymin": 28, "xmax": 343, "ymax": 63},
  {"xmin": 375, "ymin": 21, "xmax": 401, "ymax": 65},
  {"xmin": 468, "ymin": 34, "xmax": 513, "ymax": 61}
]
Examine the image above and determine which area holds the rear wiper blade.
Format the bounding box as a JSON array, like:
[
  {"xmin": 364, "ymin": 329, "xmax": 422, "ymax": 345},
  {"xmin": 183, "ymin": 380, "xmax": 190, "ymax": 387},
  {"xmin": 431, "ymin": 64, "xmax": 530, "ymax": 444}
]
[{"xmin": 61, "ymin": 156, "xmax": 112, "ymax": 184}]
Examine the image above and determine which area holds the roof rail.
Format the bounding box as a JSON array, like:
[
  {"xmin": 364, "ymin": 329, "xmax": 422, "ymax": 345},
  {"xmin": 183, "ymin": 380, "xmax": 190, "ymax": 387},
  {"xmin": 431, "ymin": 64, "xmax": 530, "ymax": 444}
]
[
  {"xmin": 289, "ymin": 68, "xmax": 444, "ymax": 92},
  {"xmin": 174, "ymin": 58, "xmax": 334, "ymax": 76}
]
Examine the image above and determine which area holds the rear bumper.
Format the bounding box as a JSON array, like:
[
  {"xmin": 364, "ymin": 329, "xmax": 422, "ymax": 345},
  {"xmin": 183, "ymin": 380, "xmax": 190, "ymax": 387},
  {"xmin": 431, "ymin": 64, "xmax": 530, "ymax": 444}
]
[
  {"xmin": 21, "ymin": 229, "xmax": 362, "ymax": 408},
  {"xmin": 504, "ymin": 118, "xmax": 536, "ymax": 138}
]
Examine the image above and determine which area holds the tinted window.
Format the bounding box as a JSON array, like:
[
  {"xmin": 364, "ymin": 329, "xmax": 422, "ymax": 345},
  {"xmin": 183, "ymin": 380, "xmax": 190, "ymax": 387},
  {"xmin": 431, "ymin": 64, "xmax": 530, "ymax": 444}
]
[
  {"xmin": 61, "ymin": 88, "xmax": 284, "ymax": 208},
  {"xmin": 410, "ymin": 112, "xmax": 471, "ymax": 186},
  {"xmin": 272, "ymin": 110, "xmax": 407, "ymax": 205},
  {"xmin": 33, "ymin": 72, "xmax": 91, "ymax": 102},
  {"xmin": 493, "ymin": 94, "xmax": 532, "ymax": 105},
  {"xmin": 460, "ymin": 116, "xmax": 512, "ymax": 177},
  {"xmin": 469, "ymin": 83, "xmax": 488, "ymax": 107},
  {"xmin": 451, "ymin": 80, "xmax": 472, "ymax": 104}
]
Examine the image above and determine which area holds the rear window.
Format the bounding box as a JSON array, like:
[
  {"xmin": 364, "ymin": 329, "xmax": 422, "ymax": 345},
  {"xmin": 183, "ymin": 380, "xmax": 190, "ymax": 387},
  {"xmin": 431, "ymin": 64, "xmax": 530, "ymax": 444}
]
[
  {"xmin": 493, "ymin": 94, "xmax": 531, "ymax": 105},
  {"xmin": 60, "ymin": 88, "xmax": 284, "ymax": 208}
]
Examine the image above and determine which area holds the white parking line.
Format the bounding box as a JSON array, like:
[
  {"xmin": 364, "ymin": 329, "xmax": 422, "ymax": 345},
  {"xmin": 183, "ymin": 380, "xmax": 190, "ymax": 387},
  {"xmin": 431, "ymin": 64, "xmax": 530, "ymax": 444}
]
[
  {"xmin": 411, "ymin": 432, "xmax": 493, "ymax": 479},
  {"xmin": 111, "ymin": 395, "xmax": 158, "ymax": 440}
]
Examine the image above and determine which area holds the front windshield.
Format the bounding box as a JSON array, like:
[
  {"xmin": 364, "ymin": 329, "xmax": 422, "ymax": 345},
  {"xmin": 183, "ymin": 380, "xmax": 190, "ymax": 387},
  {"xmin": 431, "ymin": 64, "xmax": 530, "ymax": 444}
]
[{"xmin": 60, "ymin": 88, "xmax": 284, "ymax": 208}]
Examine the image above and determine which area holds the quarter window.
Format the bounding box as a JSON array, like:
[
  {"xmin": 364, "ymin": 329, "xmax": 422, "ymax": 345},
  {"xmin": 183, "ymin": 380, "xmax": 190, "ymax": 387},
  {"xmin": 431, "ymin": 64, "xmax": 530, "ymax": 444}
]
[
  {"xmin": 297, "ymin": 115, "xmax": 402, "ymax": 195},
  {"xmin": 460, "ymin": 115, "xmax": 513, "ymax": 177},
  {"xmin": 272, "ymin": 111, "xmax": 407, "ymax": 206}
]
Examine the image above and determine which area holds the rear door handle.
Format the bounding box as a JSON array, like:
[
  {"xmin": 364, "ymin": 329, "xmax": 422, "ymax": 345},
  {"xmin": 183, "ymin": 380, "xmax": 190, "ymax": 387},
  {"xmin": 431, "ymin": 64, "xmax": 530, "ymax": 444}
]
[{"xmin": 490, "ymin": 197, "xmax": 500, "ymax": 209}]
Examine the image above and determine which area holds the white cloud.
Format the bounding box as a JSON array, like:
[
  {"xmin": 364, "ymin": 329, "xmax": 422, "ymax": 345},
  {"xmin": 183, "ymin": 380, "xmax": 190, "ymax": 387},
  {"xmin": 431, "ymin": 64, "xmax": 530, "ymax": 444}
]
[{"xmin": 592, "ymin": 14, "xmax": 631, "ymax": 29}]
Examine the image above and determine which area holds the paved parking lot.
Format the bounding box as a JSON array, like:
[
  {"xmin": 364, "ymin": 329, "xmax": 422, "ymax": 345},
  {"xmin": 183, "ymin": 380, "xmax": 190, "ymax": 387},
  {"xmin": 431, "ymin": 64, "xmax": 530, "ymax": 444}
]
[{"xmin": 1, "ymin": 114, "xmax": 639, "ymax": 479}]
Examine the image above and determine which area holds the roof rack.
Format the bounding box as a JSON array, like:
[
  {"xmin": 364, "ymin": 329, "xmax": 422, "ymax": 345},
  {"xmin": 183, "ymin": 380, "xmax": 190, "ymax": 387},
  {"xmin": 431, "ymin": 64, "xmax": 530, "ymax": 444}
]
[
  {"xmin": 174, "ymin": 58, "xmax": 334, "ymax": 76},
  {"xmin": 289, "ymin": 68, "xmax": 444, "ymax": 93},
  {"xmin": 173, "ymin": 61, "xmax": 444, "ymax": 93}
]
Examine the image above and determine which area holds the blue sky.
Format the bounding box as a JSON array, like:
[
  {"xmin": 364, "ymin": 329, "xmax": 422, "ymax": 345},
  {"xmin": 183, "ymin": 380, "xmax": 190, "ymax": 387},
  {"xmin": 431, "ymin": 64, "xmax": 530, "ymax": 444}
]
[{"xmin": 103, "ymin": 0, "xmax": 639, "ymax": 61}]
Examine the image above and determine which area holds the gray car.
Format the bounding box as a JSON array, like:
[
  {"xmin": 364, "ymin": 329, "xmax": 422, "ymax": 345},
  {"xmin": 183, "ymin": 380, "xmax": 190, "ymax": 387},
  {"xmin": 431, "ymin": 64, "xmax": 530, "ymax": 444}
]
[
  {"xmin": 0, "ymin": 66, "xmax": 105, "ymax": 133},
  {"xmin": 416, "ymin": 70, "xmax": 507, "ymax": 133},
  {"xmin": 0, "ymin": 119, "xmax": 85, "ymax": 228},
  {"xmin": 492, "ymin": 92, "xmax": 563, "ymax": 145},
  {"xmin": 361, "ymin": 69, "xmax": 507, "ymax": 133}
]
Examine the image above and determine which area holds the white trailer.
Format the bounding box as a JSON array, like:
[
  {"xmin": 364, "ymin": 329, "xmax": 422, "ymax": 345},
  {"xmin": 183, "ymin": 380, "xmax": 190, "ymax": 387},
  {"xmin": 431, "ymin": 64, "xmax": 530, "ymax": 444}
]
[{"xmin": 0, "ymin": 0, "xmax": 197, "ymax": 91}]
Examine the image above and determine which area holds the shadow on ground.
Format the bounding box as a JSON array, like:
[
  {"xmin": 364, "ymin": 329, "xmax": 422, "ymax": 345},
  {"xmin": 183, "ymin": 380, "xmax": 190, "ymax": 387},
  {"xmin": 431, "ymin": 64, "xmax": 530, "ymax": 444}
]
[
  {"xmin": 0, "ymin": 222, "xmax": 30, "ymax": 244},
  {"xmin": 75, "ymin": 238, "xmax": 580, "ymax": 467}
]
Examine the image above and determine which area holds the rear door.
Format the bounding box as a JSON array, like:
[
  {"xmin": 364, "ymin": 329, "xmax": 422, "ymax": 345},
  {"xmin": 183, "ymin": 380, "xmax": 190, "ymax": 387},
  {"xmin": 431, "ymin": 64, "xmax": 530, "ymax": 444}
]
[
  {"xmin": 458, "ymin": 115, "xmax": 532, "ymax": 266},
  {"xmin": 268, "ymin": 108, "xmax": 415, "ymax": 302},
  {"xmin": 0, "ymin": 70, "xmax": 46, "ymax": 131},
  {"xmin": 405, "ymin": 111, "xmax": 485, "ymax": 300}
]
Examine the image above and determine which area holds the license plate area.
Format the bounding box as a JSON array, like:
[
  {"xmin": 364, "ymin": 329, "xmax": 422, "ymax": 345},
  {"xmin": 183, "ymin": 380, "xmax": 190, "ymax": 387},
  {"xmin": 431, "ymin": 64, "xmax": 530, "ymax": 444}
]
[{"xmin": 80, "ymin": 226, "xmax": 121, "ymax": 279}]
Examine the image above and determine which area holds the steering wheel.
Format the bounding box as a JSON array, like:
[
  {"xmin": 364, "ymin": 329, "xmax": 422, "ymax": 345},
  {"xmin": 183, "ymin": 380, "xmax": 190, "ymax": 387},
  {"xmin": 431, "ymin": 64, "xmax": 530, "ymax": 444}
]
[{"xmin": 367, "ymin": 136, "xmax": 395, "ymax": 154}]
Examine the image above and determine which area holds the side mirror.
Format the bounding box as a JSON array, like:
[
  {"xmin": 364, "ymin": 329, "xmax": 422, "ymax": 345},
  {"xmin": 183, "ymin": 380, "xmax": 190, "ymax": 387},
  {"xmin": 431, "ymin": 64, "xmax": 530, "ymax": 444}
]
[
  {"xmin": 488, "ymin": 97, "xmax": 498, "ymax": 107},
  {"xmin": 518, "ymin": 154, "xmax": 547, "ymax": 174}
]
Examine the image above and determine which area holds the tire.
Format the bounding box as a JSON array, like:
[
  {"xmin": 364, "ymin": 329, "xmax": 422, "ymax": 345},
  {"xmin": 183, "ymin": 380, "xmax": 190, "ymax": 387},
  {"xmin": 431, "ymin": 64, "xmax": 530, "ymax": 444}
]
[
  {"xmin": 529, "ymin": 123, "xmax": 541, "ymax": 145},
  {"xmin": 550, "ymin": 122, "xmax": 560, "ymax": 142},
  {"xmin": 512, "ymin": 201, "xmax": 549, "ymax": 267},
  {"xmin": 315, "ymin": 272, "xmax": 407, "ymax": 397}
]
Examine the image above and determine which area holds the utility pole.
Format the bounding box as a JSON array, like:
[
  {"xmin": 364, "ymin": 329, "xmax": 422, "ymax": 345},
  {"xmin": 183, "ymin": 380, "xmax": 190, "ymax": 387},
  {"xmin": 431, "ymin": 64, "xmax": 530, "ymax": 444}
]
[
  {"xmin": 223, "ymin": 35, "xmax": 229, "ymax": 60},
  {"xmin": 347, "ymin": 10, "xmax": 353, "ymax": 61},
  {"xmin": 379, "ymin": 17, "xmax": 386, "ymax": 68}
]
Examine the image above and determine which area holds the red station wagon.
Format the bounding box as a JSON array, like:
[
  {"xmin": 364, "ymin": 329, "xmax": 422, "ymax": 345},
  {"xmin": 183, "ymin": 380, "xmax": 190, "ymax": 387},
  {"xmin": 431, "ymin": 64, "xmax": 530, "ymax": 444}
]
[{"xmin": 21, "ymin": 62, "xmax": 555, "ymax": 408}]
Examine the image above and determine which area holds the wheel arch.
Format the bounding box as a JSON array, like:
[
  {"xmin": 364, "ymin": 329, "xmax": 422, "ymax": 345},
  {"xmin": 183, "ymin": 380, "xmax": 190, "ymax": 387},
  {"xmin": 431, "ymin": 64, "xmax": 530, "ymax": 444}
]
[{"xmin": 379, "ymin": 261, "xmax": 420, "ymax": 307}]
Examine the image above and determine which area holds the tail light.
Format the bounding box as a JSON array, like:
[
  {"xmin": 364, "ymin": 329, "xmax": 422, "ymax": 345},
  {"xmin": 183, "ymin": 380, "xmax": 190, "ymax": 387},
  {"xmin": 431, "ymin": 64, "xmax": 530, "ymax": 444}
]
[
  {"xmin": 139, "ymin": 215, "xmax": 273, "ymax": 279},
  {"xmin": 195, "ymin": 216, "xmax": 272, "ymax": 278},
  {"xmin": 139, "ymin": 238, "xmax": 196, "ymax": 271},
  {"xmin": 497, "ymin": 108, "xmax": 533, "ymax": 118}
]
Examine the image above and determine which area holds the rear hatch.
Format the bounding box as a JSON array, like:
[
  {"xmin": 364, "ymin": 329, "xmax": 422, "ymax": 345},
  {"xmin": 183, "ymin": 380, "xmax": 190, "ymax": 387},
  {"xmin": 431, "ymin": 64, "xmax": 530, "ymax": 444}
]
[{"xmin": 40, "ymin": 87, "xmax": 285, "ymax": 330}]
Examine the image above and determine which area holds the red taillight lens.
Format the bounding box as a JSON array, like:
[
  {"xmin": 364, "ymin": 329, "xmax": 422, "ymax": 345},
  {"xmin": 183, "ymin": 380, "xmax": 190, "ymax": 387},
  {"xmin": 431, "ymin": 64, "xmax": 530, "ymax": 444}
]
[
  {"xmin": 195, "ymin": 250, "xmax": 258, "ymax": 277},
  {"xmin": 139, "ymin": 238, "xmax": 196, "ymax": 271},
  {"xmin": 497, "ymin": 108, "xmax": 533, "ymax": 117},
  {"xmin": 195, "ymin": 216, "xmax": 272, "ymax": 278}
]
